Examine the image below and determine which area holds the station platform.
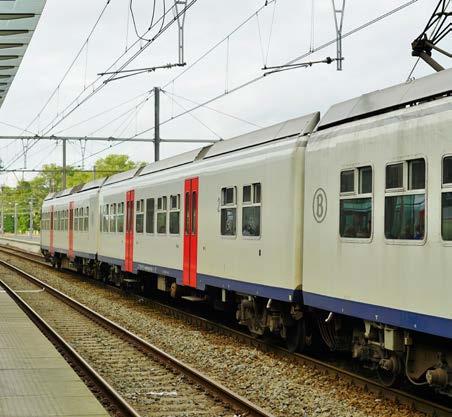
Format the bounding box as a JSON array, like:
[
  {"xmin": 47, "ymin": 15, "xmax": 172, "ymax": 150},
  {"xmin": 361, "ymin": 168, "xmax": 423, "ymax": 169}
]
[
  {"xmin": 0, "ymin": 291, "xmax": 109, "ymax": 417},
  {"xmin": 0, "ymin": 234, "xmax": 41, "ymax": 255}
]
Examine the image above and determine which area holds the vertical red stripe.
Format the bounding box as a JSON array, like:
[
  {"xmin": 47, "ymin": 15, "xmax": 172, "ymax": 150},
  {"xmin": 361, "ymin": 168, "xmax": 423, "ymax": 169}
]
[
  {"xmin": 182, "ymin": 178, "xmax": 199, "ymax": 288},
  {"xmin": 125, "ymin": 190, "xmax": 135, "ymax": 272}
]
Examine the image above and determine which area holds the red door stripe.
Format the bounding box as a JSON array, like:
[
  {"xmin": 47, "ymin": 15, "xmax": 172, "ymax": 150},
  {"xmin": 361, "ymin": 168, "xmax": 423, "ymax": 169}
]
[
  {"xmin": 125, "ymin": 190, "xmax": 135, "ymax": 272},
  {"xmin": 183, "ymin": 178, "xmax": 199, "ymax": 288}
]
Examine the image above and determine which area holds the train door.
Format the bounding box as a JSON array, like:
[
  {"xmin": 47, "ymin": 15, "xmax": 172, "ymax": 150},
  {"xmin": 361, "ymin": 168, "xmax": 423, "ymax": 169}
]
[
  {"xmin": 183, "ymin": 177, "xmax": 199, "ymax": 288},
  {"xmin": 50, "ymin": 205, "xmax": 54, "ymax": 255},
  {"xmin": 68, "ymin": 202, "xmax": 74, "ymax": 260},
  {"xmin": 125, "ymin": 190, "xmax": 135, "ymax": 272}
]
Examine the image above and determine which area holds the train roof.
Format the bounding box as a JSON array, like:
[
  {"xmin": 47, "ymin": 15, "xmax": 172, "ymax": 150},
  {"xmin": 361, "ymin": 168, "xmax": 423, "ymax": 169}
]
[
  {"xmin": 203, "ymin": 113, "xmax": 319, "ymax": 159},
  {"xmin": 103, "ymin": 166, "xmax": 144, "ymax": 187},
  {"xmin": 44, "ymin": 192, "xmax": 55, "ymax": 201},
  {"xmin": 54, "ymin": 183, "xmax": 84, "ymax": 198},
  {"xmin": 318, "ymin": 68, "xmax": 452, "ymax": 131},
  {"xmin": 79, "ymin": 177, "xmax": 106, "ymax": 192},
  {"xmin": 44, "ymin": 112, "xmax": 320, "ymax": 199},
  {"xmin": 139, "ymin": 147, "xmax": 208, "ymax": 177},
  {"xmin": 138, "ymin": 112, "xmax": 320, "ymax": 177}
]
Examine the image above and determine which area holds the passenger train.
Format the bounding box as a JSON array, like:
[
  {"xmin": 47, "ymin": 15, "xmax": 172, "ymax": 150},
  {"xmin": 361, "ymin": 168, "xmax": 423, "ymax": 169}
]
[{"xmin": 41, "ymin": 68, "xmax": 452, "ymax": 395}]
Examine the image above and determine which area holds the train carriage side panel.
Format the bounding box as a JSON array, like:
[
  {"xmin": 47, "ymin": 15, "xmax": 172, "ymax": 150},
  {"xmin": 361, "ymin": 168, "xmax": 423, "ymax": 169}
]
[{"xmin": 303, "ymin": 95, "xmax": 452, "ymax": 338}]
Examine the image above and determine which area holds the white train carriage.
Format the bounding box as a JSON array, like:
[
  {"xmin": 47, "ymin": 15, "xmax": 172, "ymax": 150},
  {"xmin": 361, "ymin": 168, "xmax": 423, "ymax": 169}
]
[
  {"xmin": 41, "ymin": 180, "xmax": 101, "ymax": 269},
  {"xmin": 303, "ymin": 69, "xmax": 452, "ymax": 389},
  {"xmin": 96, "ymin": 114, "xmax": 319, "ymax": 332}
]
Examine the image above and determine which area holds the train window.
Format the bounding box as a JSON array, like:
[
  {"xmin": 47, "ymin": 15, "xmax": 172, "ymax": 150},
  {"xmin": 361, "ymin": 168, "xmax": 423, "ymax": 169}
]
[
  {"xmin": 221, "ymin": 187, "xmax": 237, "ymax": 236},
  {"xmin": 385, "ymin": 159, "xmax": 425, "ymax": 240},
  {"xmin": 242, "ymin": 183, "xmax": 261, "ymax": 237},
  {"xmin": 340, "ymin": 199, "xmax": 372, "ymax": 238},
  {"xmin": 110, "ymin": 204, "xmax": 116, "ymax": 233},
  {"xmin": 408, "ymin": 159, "xmax": 425, "ymax": 190},
  {"xmin": 442, "ymin": 193, "xmax": 452, "ymax": 240},
  {"xmin": 340, "ymin": 170, "xmax": 354, "ymax": 193},
  {"xmin": 103, "ymin": 204, "xmax": 109, "ymax": 233},
  {"xmin": 222, "ymin": 187, "xmax": 235, "ymax": 206},
  {"xmin": 75, "ymin": 208, "xmax": 79, "ymax": 231},
  {"xmin": 359, "ymin": 166, "xmax": 372, "ymax": 194},
  {"xmin": 169, "ymin": 194, "xmax": 180, "ymax": 235},
  {"xmin": 443, "ymin": 156, "xmax": 452, "ymax": 185},
  {"xmin": 339, "ymin": 167, "xmax": 372, "ymax": 239},
  {"xmin": 145, "ymin": 198, "xmax": 155, "ymax": 234},
  {"xmin": 117, "ymin": 202, "xmax": 124, "ymax": 233},
  {"xmin": 136, "ymin": 199, "xmax": 144, "ymax": 233},
  {"xmin": 85, "ymin": 207, "xmax": 89, "ymax": 231},
  {"xmin": 442, "ymin": 157, "xmax": 452, "ymax": 240},
  {"xmin": 157, "ymin": 197, "xmax": 167, "ymax": 234},
  {"xmin": 243, "ymin": 185, "xmax": 252, "ymax": 203},
  {"xmin": 386, "ymin": 163, "xmax": 403, "ymax": 190},
  {"xmin": 385, "ymin": 195, "xmax": 425, "ymax": 240}
]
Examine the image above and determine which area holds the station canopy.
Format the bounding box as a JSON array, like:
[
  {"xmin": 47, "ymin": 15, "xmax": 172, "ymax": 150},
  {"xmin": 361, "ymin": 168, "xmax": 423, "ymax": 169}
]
[{"xmin": 0, "ymin": 0, "xmax": 46, "ymax": 108}]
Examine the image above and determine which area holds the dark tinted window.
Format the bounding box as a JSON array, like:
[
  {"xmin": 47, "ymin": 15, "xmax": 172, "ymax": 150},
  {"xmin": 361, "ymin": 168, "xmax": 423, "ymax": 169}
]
[
  {"xmin": 443, "ymin": 157, "xmax": 452, "ymax": 185},
  {"xmin": 340, "ymin": 198, "xmax": 371, "ymax": 238},
  {"xmin": 408, "ymin": 159, "xmax": 425, "ymax": 190},
  {"xmin": 145, "ymin": 198, "xmax": 154, "ymax": 233},
  {"xmin": 340, "ymin": 170, "xmax": 354, "ymax": 193},
  {"xmin": 442, "ymin": 192, "xmax": 452, "ymax": 240},
  {"xmin": 359, "ymin": 166, "xmax": 372, "ymax": 194},
  {"xmin": 386, "ymin": 163, "xmax": 403, "ymax": 189},
  {"xmin": 385, "ymin": 195, "xmax": 425, "ymax": 240}
]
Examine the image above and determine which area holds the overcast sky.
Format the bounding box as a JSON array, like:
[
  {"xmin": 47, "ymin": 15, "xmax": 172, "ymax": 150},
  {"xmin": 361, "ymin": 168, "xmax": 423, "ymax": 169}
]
[{"xmin": 0, "ymin": 0, "xmax": 445, "ymax": 186}]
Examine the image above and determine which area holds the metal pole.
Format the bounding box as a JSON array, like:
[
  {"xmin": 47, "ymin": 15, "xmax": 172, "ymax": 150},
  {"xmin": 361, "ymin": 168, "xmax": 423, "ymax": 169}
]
[
  {"xmin": 331, "ymin": 0, "xmax": 345, "ymax": 71},
  {"xmin": 0, "ymin": 200, "xmax": 3, "ymax": 235},
  {"xmin": 14, "ymin": 203, "xmax": 17, "ymax": 235},
  {"xmin": 62, "ymin": 138, "xmax": 67, "ymax": 190},
  {"xmin": 29, "ymin": 200, "xmax": 33, "ymax": 237},
  {"xmin": 93, "ymin": 166, "xmax": 96, "ymax": 180},
  {"xmin": 154, "ymin": 87, "xmax": 161, "ymax": 162}
]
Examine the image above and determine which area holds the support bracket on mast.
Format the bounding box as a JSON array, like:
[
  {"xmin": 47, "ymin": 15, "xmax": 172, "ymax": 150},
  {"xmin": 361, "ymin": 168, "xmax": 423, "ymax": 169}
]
[
  {"xmin": 331, "ymin": 0, "xmax": 345, "ymax": 71},
  {"xmin": 174, "ymin": 0, "xmax": 188, "ymax": 65}
]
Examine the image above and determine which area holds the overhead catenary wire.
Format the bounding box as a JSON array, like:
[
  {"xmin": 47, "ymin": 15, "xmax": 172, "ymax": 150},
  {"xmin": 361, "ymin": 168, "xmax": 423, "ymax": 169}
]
[
  {"xmin": 2, "ymin": 0, "xmax": 197, "ymax": 172},
  {"xmin": 5, "ymin": 0, "xmax": 421, "ymax": 174},
  {"xmin": 163, "ymin": 91, "xmax": 223, "ymax": 139},
  {"xmin": 162, "ymin": 90, "xmax": 262, "ymax": 128},
  {"xmin": 83, "ymin": 0, "xmax": 421, "ymax": 157},
  {"xmin": 39, "ymin": 0, "xmax": 193, "ymax": 136}
]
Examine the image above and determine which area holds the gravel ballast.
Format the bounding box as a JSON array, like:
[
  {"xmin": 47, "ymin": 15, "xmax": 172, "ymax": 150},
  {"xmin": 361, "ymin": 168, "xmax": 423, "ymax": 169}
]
[{"xmin": 1, "ymin": 253, "xmax": 428, "ymax": 417}]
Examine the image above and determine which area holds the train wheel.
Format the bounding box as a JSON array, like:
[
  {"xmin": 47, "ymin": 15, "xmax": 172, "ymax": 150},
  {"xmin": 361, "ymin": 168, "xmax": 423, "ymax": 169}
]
[
  {"xmin": 286, "ymin": 319, "xmax": 306, "ymax": 353},
  {"xmin": 377, "ymin": 354, "xmax": 402, "ymax": 387}
]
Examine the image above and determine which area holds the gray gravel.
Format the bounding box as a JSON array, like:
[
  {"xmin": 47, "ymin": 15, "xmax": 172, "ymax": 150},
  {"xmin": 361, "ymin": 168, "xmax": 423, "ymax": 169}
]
[{"xmin": 1, "ymin": 253, "xmax": 427, "ymax": 417}]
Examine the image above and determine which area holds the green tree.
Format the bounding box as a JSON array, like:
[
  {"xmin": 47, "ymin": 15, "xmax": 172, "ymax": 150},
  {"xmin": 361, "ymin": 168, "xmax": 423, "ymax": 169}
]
[{"xmin": 0, "ymin": 154, "xmax": 144, "ymax": 234}]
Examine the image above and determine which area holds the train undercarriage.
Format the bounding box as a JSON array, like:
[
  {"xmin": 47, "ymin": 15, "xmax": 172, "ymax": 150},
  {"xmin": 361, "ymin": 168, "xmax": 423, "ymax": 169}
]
[{"xmin": 43, "ymin": 250, "xmax": 452, "ymax": 398}]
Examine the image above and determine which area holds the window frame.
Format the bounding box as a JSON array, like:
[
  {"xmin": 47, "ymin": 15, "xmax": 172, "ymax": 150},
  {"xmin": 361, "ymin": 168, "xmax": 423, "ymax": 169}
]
[
  {"xmin": 384, "ymin": 157, "xmax": 427, "ymax": 246},
  {"xmin": 169, "ymin": 194, "xmax": 181, "ymax": 235},
  {"xmin": 145, "ymin": 198, "xmax": 155, "ymax": 235},
  {"xmin": 441, "ymin": 154, "xmax": 452, "ymax": 244},
  {"xmin": 220, "ymin": 186, "xmax": 237, "ymax": 239},
  {"xmin": 242, "ymin": 183, "xmax": 262, "ymax": 239},
  {"xmin": 339, "ymin": 165, "xmax": 374, "ymax": 243},
  {"xmin": 135, "ymin": 199, "xmax": 144, "ymax": 234},
  {"xmin": 157, "ymin": 196, "xmax": 168, "ymax": 234}
]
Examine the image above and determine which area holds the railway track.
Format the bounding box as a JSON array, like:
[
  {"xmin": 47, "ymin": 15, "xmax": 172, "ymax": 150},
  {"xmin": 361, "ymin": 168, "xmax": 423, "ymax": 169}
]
[
  {"xmin": 0, "ymin": 255, "xmax": 274, "ymax": 417},
  {"xmin": 0, "ymin": 244, "xmax": 451, "ymax": 417}
]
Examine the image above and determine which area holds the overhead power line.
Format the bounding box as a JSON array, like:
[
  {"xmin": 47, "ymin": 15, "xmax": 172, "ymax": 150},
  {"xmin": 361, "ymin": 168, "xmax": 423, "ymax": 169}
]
[
  {"xmin": 72, "ymin": 0, "xmax": 420, "ymax": 168},
  {"xmin": 2, "ymin": 0, "xmax": 199, "ymax": 172}
]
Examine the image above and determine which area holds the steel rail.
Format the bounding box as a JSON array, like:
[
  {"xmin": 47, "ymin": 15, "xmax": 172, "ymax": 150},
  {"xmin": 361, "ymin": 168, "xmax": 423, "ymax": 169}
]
[
  {"xmin": 0, "ymin": 276, "xmax": 140, "ymax": 417},
  {"xmin": 0, "ymin": 244, "xmax": 451, "ymax": 416},
  {"xmin": 0, "ymin": 256, "xmax": 275, "ymax": 417}
]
